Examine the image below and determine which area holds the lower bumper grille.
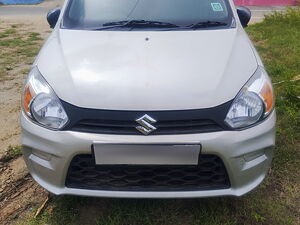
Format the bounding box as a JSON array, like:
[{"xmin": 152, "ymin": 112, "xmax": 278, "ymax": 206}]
[{"xmin": 65, "ymin": 155, "xmax": 230, "ymax": 191}]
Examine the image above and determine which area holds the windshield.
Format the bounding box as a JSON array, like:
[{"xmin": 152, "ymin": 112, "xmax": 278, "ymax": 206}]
[{"xmin": 62, "ymin": 0, "xmax": 233, "ymax": 30}]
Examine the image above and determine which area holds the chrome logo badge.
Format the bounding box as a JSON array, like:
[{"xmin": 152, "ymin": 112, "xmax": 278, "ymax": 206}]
[{"xmin": 135, "ymin": 114, "xmax": 157, "ymax": 135}]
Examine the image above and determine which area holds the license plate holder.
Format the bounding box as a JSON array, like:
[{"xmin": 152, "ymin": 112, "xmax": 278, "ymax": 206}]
[{"xmin": 93, "ymin": 143, "xmax": 201, "ymax": 165}]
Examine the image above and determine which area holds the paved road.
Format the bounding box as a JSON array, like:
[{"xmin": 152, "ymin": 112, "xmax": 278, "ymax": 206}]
[
  {"xmin": 0, "ymin": 6, "xmax": 50, "ymax": 15},
  {"xmin": 0, "ymin": 0, "xmax": 63, "ymax": 16}
]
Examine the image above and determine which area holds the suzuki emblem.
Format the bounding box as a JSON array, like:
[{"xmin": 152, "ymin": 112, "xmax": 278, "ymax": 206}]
[{"xmin": 135, "ymin": 114, "xmax": 157, "ymax": 135}]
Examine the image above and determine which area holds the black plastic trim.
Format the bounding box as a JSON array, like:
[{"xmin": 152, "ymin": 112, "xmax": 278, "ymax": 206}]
[
  {"xmin": 60, "ymin": 100, "xmax": 234, "ymax": 135},
  {"xmin": 65, "ymin": 154, "xmax": 231, "ymax": 192}
]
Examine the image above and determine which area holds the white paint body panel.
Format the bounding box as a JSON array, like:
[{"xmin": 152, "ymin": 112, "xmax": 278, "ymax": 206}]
[
  {"xmin": 21, "ymin": 111, "xmax": 276, "ymax": 198},
  {"xmin": 36, "ymin": 27, "xmax": 257, "ymax": 110}
]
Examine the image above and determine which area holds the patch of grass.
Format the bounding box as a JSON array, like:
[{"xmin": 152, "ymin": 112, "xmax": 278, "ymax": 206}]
[
  {"xmin": 0, "ymin": 25, "xmax": 42, "ymax": 81},
  {"xmin": 244, "ymin": 7, "xmax": 300, "ymax": 224},
  {"xmin": 0, "ymin": 28, "xmax": 17, "ymax": 38},
  {"xmin": 0, "ymin": 145, "xmax": 22, "ymax": 163},
  {"xmin": 22, "ymin": 196, "xmax": 82, "ymax": 225},
  {"xmin": 23, "ymin": 197, "xmax": 239, "ymax": 225},
  {"xmin": 27, "ymin": 32, "xmax": 43, "ymax": 41},
  {"xmin": 247, "ymin": 7, "xmax": 300, "ymax": 172},
  {"xmin": 20, "ymin": 7, "xmax": 300, "ymax": 225},
  {"xmin": 11, "ymin": 24, "xmax": 22, "ymax": 29}
]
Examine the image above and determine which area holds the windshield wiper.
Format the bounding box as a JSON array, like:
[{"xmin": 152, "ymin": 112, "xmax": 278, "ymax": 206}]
[
  {"xmin": 91, "ymin": 20, "xmax": 227, "ymax": 31},
  {"xmin": 94, "ymin": 20, "xmax": 180, "ymax": 30},
  {"xmin": 186, "ymin": 21, "xmax": 228, "ymax": 29}
]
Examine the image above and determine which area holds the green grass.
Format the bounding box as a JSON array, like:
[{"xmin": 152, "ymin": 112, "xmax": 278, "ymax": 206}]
[
  {"xmin": 19, "ymin": 7, "xmax": 300, "ymax": 225},
  {"xmin": 0, "ymin": 25, "xmax": 42, "ymax": 81},
  {"xmin": 247, "ymin": 7, "xmax": 300, "ymax": 179},
  {"xmin": 24, "ymin": 196, "xmax": 82, "ymax": 225}
]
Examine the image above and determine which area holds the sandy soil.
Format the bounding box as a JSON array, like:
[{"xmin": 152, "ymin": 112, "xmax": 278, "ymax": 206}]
[
  {"xmin": 0, "ymin": 0, "xmax": 62, "ymax": 152},
  {"xmin": 0, "ymin": 59, "xmax": 50, "ymax": 224}
]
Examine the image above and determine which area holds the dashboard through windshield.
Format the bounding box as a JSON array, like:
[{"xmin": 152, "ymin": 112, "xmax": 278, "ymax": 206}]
[{"xmin": 62, "ymin": 0, "xmax": 234, "ymax": 31}]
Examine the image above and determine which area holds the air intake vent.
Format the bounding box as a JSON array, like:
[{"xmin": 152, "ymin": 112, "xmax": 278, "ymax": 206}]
[{"xmin": 65, "ymin": 154, "xmax": 230, "ymax": 191}]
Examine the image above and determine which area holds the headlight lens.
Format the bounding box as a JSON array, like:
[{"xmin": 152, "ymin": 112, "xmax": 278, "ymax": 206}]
[
  {"xmin": 225, "ymin": 66, "xmax": 274, "ymax": 129},
  {"xmin": 22, "ymin": 67, "xmax": 68, "ymax": 129}
]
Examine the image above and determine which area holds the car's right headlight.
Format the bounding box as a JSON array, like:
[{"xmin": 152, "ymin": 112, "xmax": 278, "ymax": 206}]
[
  {"xmin": 22, "ymin": 67, "xmax": 69, "ymax": 130},
  {"xmin": 225, "ymin": 66, "xmax": 274, "ymax": 129}
]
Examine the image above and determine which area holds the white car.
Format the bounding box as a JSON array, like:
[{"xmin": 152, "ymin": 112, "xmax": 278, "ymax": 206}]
[{"xmin": 21, "ymin": 0, "xmax": 276, "ymax": 198}]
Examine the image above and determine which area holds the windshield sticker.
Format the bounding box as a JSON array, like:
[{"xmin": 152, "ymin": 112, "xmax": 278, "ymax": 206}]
[{"xmin": 211, "ymin": 3, "xmax": 224, "ymax": 12}]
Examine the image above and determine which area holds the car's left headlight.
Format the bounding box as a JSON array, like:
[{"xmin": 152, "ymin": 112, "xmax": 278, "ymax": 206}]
[
  {"xmin": 22, "ymin": 67, "xmax": 69, "ymax": 129},
  {"xmin": 225, "ymin": 66, "xmax": 274, "ymax": 129}
]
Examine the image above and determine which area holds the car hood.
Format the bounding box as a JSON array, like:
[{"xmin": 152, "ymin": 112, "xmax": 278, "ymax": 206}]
[{"xmin": 36, "ymin": 28, "xmax": 258, "ymax": 110}]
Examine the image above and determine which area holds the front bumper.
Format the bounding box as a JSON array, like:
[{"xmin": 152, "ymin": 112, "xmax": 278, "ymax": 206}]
[{"xmin": 21, "ymin": 111, "xmax": 276, "ymax": 198}]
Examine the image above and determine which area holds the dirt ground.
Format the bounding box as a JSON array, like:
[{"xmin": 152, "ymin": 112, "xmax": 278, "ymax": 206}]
[
  {"xmin": 0, "ymin": 1, "xmax": 62, "ymax": 224},
  {"xmin": 0, "ymin": 30, "xmax": 48, "ymax": 225},
  {"xmin": 0, "ymin": 0, "xmax": 61, "ymax": 157}
]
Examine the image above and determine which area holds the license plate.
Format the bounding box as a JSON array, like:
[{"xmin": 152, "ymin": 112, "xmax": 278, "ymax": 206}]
[{"xmin": 93, "ymin": 143, "xmax": 201, "ymax": 165}]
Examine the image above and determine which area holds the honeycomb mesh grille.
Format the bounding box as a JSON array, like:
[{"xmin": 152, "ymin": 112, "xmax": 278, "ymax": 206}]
[{"xmin": 65, "ymin": 154, "xmax": 230, "ymax": 191}]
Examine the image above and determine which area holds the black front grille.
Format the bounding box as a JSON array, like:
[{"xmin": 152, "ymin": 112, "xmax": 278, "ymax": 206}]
[
  {"xmin": 71, "ymin": 119, "xmax": 222, "ymax": 135},
  {"xmin": 61, "ymin": 99, "xmax": 233, "ymax": 135},
  {"xmin": 65, "ymin": 155, "xmax": 230, "ymax": 191}
]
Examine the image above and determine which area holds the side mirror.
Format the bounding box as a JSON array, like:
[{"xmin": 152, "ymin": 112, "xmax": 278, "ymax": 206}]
[
  {"xmin": 47, "ymin": 8, "xmax": 61, "ymax": 29},
  {"xmin": 237, "ymin": 6, "xmax": 251, "ymax": 28}
]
